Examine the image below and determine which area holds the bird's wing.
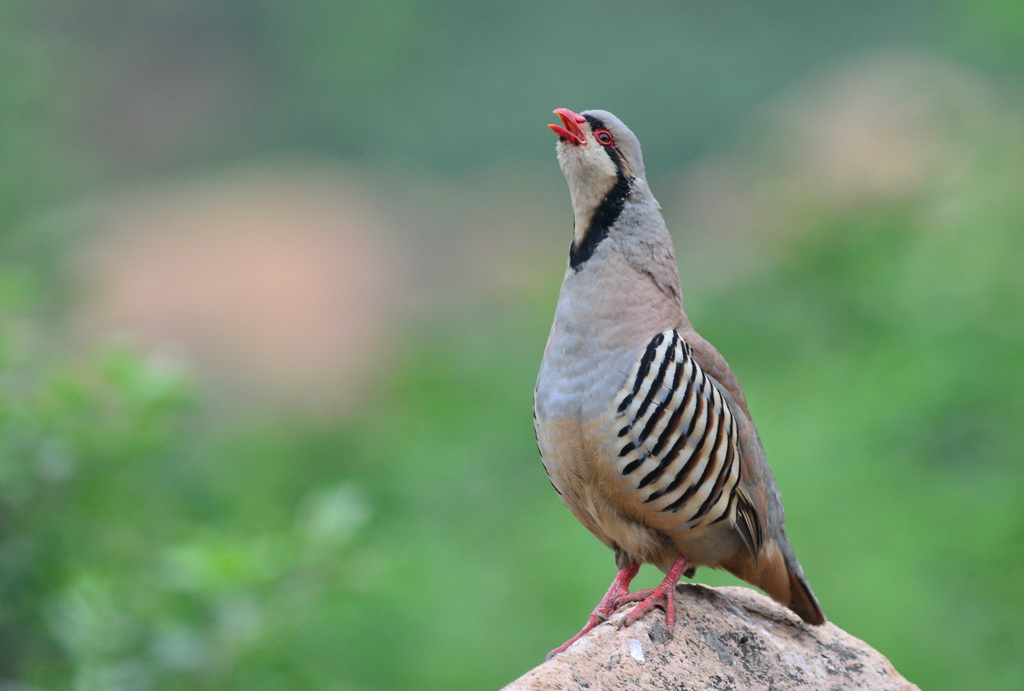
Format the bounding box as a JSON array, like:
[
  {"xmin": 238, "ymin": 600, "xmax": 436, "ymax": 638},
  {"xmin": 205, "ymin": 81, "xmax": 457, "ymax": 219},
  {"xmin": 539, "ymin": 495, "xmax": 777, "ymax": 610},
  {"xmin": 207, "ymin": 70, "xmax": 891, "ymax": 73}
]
[
  {"xmin": 612, "ymin": 328, "xmax": 762, "ymax": 558},
  {"xmin": 685, "ymin": 326, "xmax": 794, "ymax": 552}
]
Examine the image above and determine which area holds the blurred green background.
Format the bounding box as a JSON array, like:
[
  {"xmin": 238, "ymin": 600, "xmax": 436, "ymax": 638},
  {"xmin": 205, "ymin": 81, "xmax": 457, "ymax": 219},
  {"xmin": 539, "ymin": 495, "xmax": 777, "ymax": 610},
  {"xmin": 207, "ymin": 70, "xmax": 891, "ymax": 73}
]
[{"xmin": 2, "ymin": 1, "xmax": 1023, "ymax": 689}]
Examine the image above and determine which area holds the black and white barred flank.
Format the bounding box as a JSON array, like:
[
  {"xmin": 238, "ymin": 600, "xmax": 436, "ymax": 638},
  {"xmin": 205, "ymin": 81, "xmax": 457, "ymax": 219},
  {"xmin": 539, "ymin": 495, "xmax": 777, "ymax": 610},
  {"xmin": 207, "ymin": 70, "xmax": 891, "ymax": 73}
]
[{"xmin": 614, "ymin": 329, "xmax": 744, "ymax": 534}]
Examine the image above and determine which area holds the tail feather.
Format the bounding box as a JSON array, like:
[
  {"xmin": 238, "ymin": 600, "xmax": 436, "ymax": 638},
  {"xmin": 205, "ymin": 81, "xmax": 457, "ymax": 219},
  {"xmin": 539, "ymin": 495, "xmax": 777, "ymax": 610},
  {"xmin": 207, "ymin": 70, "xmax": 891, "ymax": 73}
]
[
  {"xmin": 787, "ymin": 568, "xmax": 825, "ymax": 625},
  {"xmin": 722, "ymin": 540, "xmax": 825, "ymax": 625}
]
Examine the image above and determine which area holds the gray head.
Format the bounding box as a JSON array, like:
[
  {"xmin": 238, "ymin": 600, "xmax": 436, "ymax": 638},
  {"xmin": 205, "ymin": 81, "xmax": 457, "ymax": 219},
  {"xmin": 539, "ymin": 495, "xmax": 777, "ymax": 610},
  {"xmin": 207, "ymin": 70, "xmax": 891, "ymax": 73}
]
[
  {"xmin": 549, "ymin": 108, "xmax": 647, "ymax": 183},
  {"xmin": 548, "ymin": 108, "xmax": 654, "ymax": 269}
]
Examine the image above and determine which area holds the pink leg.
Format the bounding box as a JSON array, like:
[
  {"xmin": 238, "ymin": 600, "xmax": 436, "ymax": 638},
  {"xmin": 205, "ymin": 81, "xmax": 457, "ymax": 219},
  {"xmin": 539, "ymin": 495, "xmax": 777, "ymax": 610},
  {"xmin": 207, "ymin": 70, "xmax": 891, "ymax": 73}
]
[
  {"xmin": 547, "ymin": 562, "xmax": 640, "ymax": 659},
  {"xmin": 614, "ymin": 555, "xmax": 689, "ymax": 634}
]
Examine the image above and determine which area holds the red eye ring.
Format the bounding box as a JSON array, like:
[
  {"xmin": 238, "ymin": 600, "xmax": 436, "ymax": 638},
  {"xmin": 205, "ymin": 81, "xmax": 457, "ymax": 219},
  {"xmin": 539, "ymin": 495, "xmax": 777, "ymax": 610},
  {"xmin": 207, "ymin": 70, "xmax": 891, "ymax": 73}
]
[{"xmin": 594, "ymin": 129, "xmax": 614, "ymax": 146}]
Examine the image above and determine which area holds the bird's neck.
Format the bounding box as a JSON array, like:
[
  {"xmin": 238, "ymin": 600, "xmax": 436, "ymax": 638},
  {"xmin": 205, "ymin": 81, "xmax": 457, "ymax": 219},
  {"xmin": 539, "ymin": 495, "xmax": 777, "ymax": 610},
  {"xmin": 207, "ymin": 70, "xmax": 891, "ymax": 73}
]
[
  {"xmin": 556, "ymin": 202, "xmax": 686, "ymax": 343},
  {"xmin": 551, "ymin": 254, "xmax": 685, "ymax": 361},
  {"xmin": 567, "ymin": 179, "xmax": 684, "ymax": 309},
  {"xmin": 569, "ymin": 173, "xmax": 632, "ymax": 270}
]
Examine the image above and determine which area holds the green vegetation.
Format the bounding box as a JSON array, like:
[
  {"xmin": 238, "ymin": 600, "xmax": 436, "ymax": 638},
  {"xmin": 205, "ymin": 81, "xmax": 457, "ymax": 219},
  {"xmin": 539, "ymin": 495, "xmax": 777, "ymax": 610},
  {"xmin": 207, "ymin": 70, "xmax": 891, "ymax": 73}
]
[{"xmin": 3, "ymin": 1, "xmax": 1024, "ymax": 689}]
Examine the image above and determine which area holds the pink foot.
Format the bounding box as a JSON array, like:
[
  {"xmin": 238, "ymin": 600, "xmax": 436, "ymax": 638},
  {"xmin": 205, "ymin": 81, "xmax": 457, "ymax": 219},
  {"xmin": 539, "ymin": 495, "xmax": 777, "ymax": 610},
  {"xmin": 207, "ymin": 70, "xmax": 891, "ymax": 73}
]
[
  {"xmin": 613, "ymin": 555, "xmax": 689, "ymax": 635},
  {"xmin": 547, "ymin": 562, "xmax": 640, "ymax": 659}
]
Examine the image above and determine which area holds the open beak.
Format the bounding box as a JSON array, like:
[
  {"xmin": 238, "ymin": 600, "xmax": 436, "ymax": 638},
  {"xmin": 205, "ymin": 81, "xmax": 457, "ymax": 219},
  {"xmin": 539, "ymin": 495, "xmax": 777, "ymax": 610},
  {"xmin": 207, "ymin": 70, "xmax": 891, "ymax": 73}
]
[{"xmin": 549, "ymin": 108, "xmax": 587, "ymax": 145}]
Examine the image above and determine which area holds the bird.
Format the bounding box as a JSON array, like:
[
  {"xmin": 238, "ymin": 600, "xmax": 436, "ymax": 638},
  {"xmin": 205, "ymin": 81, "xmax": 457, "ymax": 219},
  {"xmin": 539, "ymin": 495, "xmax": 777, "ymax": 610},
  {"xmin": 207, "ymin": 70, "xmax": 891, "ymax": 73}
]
[{"xmin": 534, "ymin": 107, "xmax": 825, "ymax": 658}]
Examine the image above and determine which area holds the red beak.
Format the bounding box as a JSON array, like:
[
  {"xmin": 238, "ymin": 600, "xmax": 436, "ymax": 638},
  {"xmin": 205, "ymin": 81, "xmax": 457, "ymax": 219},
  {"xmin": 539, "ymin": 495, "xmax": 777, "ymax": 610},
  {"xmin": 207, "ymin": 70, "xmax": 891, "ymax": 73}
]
[{"xmin": 549, "ymin": 108, "xmax": 587, "ymax": 145}]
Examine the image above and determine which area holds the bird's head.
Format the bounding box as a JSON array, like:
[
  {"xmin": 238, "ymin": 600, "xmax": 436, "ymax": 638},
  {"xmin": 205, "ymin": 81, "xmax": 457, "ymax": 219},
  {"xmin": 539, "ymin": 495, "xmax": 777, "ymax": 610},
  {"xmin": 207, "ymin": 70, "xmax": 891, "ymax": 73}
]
[
  {"xmin": 549, "ymin": 107, "xmax": 646, "ymax": 196},
  {"xmin": 549, "ymin": 108, "xmax": 654, "ymax": 268}
]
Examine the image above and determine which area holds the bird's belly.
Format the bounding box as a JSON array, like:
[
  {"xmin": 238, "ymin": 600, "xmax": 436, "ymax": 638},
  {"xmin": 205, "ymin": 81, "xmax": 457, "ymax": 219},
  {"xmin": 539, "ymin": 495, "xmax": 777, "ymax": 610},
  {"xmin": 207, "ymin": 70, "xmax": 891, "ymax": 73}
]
[
  {"xmin": 535, "ymin": 344, "xmax": 677, "ymax": 565},
  {"xmin": 537, "ymin": 406, "xmax": 742, "ymax": 569},
  {"xmin": 535, "ymin": 411, "xmax": 678, "ymax": 566}
]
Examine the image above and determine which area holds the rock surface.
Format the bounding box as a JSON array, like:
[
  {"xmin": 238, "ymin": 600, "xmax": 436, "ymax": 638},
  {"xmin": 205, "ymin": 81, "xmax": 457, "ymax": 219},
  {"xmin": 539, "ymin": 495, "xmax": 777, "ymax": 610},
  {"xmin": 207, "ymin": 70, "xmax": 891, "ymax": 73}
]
[{"xmin": 504, "ymin": 585, "xmax": 918, "ymax": 690}]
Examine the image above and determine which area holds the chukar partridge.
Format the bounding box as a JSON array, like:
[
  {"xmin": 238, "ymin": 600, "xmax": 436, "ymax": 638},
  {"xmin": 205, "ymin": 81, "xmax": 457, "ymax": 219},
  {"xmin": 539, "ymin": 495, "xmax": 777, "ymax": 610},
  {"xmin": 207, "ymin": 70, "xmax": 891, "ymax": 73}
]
[{"xmin": 534, "ymin": 108, "xmax": 825, "ymax": 658}]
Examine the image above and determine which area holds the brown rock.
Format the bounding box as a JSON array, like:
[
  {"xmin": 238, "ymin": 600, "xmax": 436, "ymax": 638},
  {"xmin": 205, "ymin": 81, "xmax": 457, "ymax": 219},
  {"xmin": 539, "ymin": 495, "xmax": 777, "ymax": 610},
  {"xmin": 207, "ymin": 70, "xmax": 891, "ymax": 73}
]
[{"xmin": 504, "ymin": 585, "xmax": 917, "ymax": 691}]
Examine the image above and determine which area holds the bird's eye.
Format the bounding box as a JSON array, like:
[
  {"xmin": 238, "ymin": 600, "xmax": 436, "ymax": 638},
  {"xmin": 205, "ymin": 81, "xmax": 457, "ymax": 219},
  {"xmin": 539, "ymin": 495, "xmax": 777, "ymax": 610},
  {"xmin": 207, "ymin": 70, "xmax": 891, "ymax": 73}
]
[{"xmin": 594, "ymin": 129, "xmax": 614, "ymax": 146}]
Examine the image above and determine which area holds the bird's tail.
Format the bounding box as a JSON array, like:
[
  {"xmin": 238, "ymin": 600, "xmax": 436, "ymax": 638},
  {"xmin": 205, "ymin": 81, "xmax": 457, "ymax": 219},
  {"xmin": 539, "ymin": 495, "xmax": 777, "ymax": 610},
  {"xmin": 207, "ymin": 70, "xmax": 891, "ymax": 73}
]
[
  {"xmin": 722, "ymin": 540, "xmax": 825, "ymax": 625},
  {"xmin": 785, "ymin": 564, "xmax": 825, "ymax": 625}
]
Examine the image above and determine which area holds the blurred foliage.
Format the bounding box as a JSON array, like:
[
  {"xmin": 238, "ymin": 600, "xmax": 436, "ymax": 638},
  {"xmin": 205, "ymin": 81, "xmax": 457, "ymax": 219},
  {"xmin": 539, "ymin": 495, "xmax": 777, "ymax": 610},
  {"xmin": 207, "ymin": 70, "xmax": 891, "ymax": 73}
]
[
  {"xmin": 2, "ymin": 1, "xmax": 1024, "ymax": 690},
  {"xmin": 17, "ymin": 0, "xmax": 944, "ymax": 178},
  {"xmin": 0, "ymin": 286, "xmax": 555, "ymax": 689},
  {"xmin": 695, "ymin": 197, "xmax": 1024, "ymax": 690},
  {"xmin": 0, "ymin": 3, "xmax": 81, "ymax": 258}
]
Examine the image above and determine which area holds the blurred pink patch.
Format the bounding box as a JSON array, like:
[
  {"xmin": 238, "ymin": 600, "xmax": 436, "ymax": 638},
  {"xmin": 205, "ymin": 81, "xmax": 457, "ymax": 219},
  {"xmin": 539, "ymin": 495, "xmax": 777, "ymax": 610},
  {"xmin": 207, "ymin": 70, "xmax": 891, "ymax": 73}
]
[{"xmin": 74, "ymin": 163, "xmax": 407, "ymax": 413}]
